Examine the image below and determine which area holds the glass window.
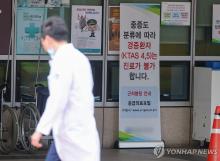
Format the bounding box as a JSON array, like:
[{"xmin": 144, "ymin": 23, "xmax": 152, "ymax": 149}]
[
  {"xmin": 70, "ymin": 0, "xmax": 102, "ymax": 5},
  {"xmin": 16, "ymin": 61, "xmax": 49, "ymax": 102},
  {"xmin": 13, "ymin": 0, "xmax": 193, "ymax": 106},
  {"xmin": 196, "ymin": 0, "xmax": 213, "ymax": 26},
  {"xmin": 160, "ymin": 26, "xmax": 190, "ymax": 56},
  {"xmin": 108, "ymin": 1, "xmax": 191, "ymax": 56},
  {"xmin": 16, "ymin": 0, "xmax": 103, "ymax": 55},
  {"xmin": 196, "ymin": 26, "xmax": 220, "ymax": 56},
  {"xmin": 160, "ymin": 61, "xmax": 190, "ymax": 101},
  {"xmin": 109, "ymin": 0, "xmax": 190, "ymax": 5},
  {"xmin": 108, "ymin": 6, "xmax": 120, "ymax": 55},
  {"xmin": 16, "ymin": 6, "xmax": 70, "ymax": 55},
  {"xmin": 107, "ymin": 61, "xmax": 119, "ymax": 102},
  {"xmin": 195, "ymin": 0, "xmax": 220, "ymax": 56},
  {"xmin": 16, "ymin": 61, "xmax": 102, "ymax": 102},
  {"xmin": 195, "ymin": 61, "xmax": 220, "ymax": 68},
  {"xmin": 90, "ymin": 61, "xmax": 102, "ymax": 102},
  {"xmin": 106, "ymin": 61, "xmax": 190, "ymax": 102},
  {"xmin": 0, "ymin": 61, "xmax": 11, "ymax": 102}
]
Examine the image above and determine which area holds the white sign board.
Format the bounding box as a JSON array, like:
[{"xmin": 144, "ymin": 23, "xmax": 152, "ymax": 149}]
[
  {"xmin": 161, "ymin": 2, "xmax": 191, "ymax": 26},
  {"xmin": 119, "ymin": 3, "xmax": 163, "ymax": 148},
  {"xmin": 71, "ymin": 5, "xmax": 102, "ymax": 55}
]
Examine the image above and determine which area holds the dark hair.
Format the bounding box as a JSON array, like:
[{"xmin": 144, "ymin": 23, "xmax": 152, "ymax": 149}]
[{"xmin": 41, "ymin": 16, "xmax": 68, "ymax": 41}]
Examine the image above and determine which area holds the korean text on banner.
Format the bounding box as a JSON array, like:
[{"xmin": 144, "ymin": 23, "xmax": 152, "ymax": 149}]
[{"xmin": 119, "ymin": 3, "xmax": 162, "ymax": 148}]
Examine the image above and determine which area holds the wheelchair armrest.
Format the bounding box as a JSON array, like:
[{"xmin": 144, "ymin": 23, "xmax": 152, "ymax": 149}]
[
  {"xmin": 21, "ymin": 94, "xmax": 35, "ymax": 102},
  {"xmin": 35, "ymin": 83, "xmax": 45, "ymax": 88}
]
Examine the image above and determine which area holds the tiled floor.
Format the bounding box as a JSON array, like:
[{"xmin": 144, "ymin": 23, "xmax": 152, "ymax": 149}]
[{"xmin": 0, "ymin": 149, "xmax": 207, "ymax": 161}]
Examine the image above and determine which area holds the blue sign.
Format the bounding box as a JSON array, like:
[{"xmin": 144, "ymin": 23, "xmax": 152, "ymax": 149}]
[
  {"xmin": 25, "ymin": 23, "xmax": 40, "ymax": 38},
  {"xmin": 16, "ymin": 7, "xmax": 47, "ymax": 54}
]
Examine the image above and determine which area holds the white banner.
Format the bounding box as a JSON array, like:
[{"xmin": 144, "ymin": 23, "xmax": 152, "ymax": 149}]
[
  {"xmin": 161, "ymin": 2, "xmax": 191, "ymax": 26},
  {"xmin": 71, "ymin": 5, "xmax": 102, "ymax": 55},
  {"xmin": 119, "ymin": 3, "xmax": 162, "ymax": 148},
  {"xmin": 16, "ymin": 7, "xmax": 47, "ymax": 54},
  {"xmin": 212, "ymin": 4, "xmax": 220, "ymax": 43}
]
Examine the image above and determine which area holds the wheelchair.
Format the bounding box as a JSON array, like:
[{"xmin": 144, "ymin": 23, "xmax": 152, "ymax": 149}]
[
  {"xmin": 18, "ymin": 84, "xmax": 51, "ymax": 152},
  {"xmin": 0, "ymin": 83, "xmax": 19, "ymax": 154}
]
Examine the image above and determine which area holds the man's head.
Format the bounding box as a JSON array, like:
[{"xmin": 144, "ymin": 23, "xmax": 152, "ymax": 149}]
[{"xmin": 41, "ymin": 16, "xmax": 69, "ymax": 53}]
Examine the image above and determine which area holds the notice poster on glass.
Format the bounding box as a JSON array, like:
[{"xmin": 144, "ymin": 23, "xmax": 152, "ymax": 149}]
[
  {"xmin": 108, "ymin": 6, "xmax": 120, "ymax": 55},
  {"xmin": 18, "ymin": 0, "xmax": 61, "ymax": 7},
  {"xmin": 161, "ymin": 2, "xmax": 191, "ymax": 26},
  {"xmin": 71, "ymin": 5, "xmax": 102, "ymax": 55},
  {"xmin": 212, "ymin": 4, "xmax": 220, "ymax": 43},
  {"xmin": 46, "ymin": 0, "xmax": 61, "ymax": 7},
  {"xmin": 17, "ymin": 0, "xmax": 45, "ymax": 7},
  {"xmin": 119, "ymin": 3, "xmax": 163, "ymax": 148},
  {"xmin": 16, "ymin": 7, "xmax": 47, "ymax": 54}
]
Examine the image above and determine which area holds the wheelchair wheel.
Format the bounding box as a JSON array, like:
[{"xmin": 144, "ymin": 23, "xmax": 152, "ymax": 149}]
[
  {"xmin": 0, "ymin": 105, "xmax": 19, "ymax": 154},
  {"xmin": 19, "ymin": 104, "xmax": 40, "ymax": 152},
  {"xmin": 26, "ymin": 103, "xmax": 41, "ymax": 119}
]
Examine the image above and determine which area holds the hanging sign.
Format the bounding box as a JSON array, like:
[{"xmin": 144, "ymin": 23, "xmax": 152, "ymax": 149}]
[
  {"xmin": 71, "ymin": 5, "xmax": 102, "ymax": 55},
  {"xmin": 161, "ymin": 2, "xmax": 191, "ymax": 26},
  {"xmin": 16, "ymin": 7, "xmax": 47, "ymax": 54},
  {"xmin": 212, "ymin": 4, "xmax": 220, "ymax": 43},
  {"xmin": 119, "ymin": 3, "xmax": 163, "ymax": 148}
]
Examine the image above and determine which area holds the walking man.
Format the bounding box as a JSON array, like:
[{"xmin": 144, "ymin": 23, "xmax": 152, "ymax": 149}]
[{"xmin": 31, "ymin": 16, "xmax": 100, "ymax": 161}]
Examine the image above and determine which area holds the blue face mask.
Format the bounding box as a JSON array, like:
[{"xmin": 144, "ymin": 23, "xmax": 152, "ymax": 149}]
[{"xmin": 47, "ymin": 48, "xmax": 55, "ymax": 59}]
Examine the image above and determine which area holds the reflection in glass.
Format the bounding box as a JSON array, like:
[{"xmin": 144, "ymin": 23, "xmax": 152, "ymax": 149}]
[
  {"xmin": 195, "ymin": 0, "xmax": 220, "ymax": 56},
  {"xmin": 107, "ymin": 61, "xmax": 119, "ymax": 102},
  {"xmin": 90, "ymin": 61, "xmax": 102, "ymax": 102},
  {"xmin": 108, "ymin": 7, "xmax": 120, "ymax": 54},
  {"xmin": 16, "ymin": 61, "xmax": 49, "ymax": 102},
  {"xmin": 0, "ymin": 61, "xmax": 11, "ymax": 102},
  {"xmin": 160, "ymin": 61, "xmax": 190, "ymax": 101},
  {"xmin": 16, "ymin": 61, "xmax": 102, "ymax": 102},
  {"xmin": 107, "ymin": 61, "xmax": 190, "ymax": 102},
  {"xmin": 195, "ymin": 61, "xmax": 220, "ymax": 69},
  {"xmin": 196, "ymin": 27, "xmax": 220, "ymax": 56},
  {"xmin": 160, "ymin": 26, "xmax": 190, "ymax": 56}
]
